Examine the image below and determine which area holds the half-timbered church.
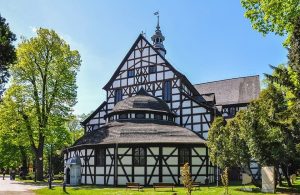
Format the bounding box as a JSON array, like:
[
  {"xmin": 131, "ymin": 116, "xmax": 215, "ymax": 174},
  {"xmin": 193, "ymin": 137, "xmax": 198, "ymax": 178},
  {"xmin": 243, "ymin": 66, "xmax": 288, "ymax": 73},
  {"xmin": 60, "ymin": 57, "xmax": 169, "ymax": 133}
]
[{"xmin": 64, "ymin": 19, "xmax": 260, "ymax": 186}]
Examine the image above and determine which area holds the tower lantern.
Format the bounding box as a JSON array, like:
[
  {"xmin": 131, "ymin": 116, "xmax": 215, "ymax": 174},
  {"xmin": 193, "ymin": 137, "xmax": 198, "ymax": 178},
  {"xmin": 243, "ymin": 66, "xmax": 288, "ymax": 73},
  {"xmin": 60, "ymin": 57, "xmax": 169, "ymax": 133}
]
[{"xmin": 151, "ymin": 11, "xmax": 166, "ymax": 57}]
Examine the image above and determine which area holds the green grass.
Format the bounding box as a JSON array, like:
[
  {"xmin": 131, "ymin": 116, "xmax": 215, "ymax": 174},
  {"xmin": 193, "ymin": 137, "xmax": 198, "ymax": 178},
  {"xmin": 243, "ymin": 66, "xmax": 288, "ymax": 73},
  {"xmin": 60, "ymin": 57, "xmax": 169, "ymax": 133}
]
[{"xmin": 33, "ymin": 178, "xmax": 300, "ymax": 195}]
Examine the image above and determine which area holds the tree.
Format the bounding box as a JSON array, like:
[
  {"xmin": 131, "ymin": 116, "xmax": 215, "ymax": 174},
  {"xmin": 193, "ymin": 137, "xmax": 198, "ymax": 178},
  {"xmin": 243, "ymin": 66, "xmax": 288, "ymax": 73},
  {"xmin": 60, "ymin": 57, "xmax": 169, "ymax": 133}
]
[
  {"xmin": 10, "ymin": 28, "xmax": 81, "ymax": 180},
  {"xmin": 0, "ymin": 14, "xmax": 16, "ymax": 97},
  {"xmin": 181, "ymin": 163, "xmax": 193, "ymax": 195},
  {"xmin": 241, "ymin": 0, "xmax": 300, "ymax": 43},
  {"xmin": 0, "ymin": 86, "xmax": 31, "ymax": 173}
]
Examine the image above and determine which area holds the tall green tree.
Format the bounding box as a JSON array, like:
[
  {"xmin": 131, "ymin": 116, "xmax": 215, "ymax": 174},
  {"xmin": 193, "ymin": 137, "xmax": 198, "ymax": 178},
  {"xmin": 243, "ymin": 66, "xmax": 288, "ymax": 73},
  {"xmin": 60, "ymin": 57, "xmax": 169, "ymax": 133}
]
[
  {"xmin": 241, "ymin": 0, "xmax": 300, "ymax": 42},
  {"xmin": 0, "ymin": 14, "xmax": 16, "ymax": 97},
  {"xmin": 10, "ymin": 28, "xmax": 81, "ymax": 180},
  {"xmin": 0, "ymin": 85, "xmax": 31, "ymax": 171}
]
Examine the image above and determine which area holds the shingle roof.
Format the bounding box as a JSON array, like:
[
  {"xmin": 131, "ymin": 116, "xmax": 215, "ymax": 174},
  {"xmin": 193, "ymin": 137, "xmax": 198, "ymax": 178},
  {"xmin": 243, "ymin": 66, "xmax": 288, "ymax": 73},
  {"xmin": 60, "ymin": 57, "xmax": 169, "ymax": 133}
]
[
  {"xmin": 73, "ymin": 120, "xmax": 206, "ymax": 146},
  {"xmin": 194, "ymin": 75, "xmax": 260, "ymax": 106},
  {"xmin": 112, "ymin": 88, "xmax": 173, "ymax": 114}
]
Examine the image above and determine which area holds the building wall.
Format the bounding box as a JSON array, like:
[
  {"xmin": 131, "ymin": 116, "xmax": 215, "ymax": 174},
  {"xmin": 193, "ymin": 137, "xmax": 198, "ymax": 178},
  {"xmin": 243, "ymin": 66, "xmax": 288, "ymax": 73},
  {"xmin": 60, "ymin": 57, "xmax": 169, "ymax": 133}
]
[{"xmin": 65, "ymin": 144, "xmax": 215, "ymax": 186}]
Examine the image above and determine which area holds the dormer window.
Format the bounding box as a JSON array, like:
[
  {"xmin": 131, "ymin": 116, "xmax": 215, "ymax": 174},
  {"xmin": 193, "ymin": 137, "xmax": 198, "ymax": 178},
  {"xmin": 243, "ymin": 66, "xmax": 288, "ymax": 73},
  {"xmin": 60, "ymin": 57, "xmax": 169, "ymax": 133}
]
[
  {"xmin": 128, "ymin": 69, "xmax": 135, "ymax": 78},
  {"xmin": 135, "ymin": 113, "xmax": 145, "ymax": 119}
]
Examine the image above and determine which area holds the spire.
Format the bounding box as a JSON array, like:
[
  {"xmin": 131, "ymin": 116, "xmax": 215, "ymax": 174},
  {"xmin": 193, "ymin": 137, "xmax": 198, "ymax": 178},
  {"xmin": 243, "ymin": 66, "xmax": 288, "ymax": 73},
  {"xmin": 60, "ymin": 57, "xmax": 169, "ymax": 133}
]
[{"xmin": 151, "ymin": 11, "xmax": 166, "ymax": 57}]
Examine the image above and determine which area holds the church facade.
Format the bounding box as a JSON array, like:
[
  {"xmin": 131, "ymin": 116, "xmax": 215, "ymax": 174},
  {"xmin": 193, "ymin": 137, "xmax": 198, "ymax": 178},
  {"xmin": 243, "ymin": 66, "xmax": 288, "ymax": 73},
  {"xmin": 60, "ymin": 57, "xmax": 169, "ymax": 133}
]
[{"xmin": 64, "ymin": 21, "xmax": 260, "ymax": 186}]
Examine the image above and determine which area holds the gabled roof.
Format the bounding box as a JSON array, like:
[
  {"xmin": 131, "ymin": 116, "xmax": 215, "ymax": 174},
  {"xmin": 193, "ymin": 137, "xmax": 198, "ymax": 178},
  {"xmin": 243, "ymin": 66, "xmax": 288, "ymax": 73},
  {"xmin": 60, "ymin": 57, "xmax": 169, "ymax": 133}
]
[
  {"xmin": 194, "ymin": 75, "xmax": 260, "ymax": 106},
  {"xmin": 81, "ymin": 101, "xmax": 107, "ymax": 125},
  {"xmin": 102, "ymin": 34, "xmax": 201, "ymax": 98}
]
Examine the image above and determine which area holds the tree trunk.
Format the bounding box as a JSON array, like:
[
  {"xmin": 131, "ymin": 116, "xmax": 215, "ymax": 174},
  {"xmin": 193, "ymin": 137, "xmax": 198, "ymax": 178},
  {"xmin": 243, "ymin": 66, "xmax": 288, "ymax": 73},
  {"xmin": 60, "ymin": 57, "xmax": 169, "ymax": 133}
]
[
  {"xmin": 35, "ymin": 146, "xmax": 44, "ymax": 181},
  {"xmin": 19, "ymin": 146, "xmax": 28, "ymax": 176},
  {"xmin": 281, "ymin": 164, "xmax": 292, "ymax": 187}
]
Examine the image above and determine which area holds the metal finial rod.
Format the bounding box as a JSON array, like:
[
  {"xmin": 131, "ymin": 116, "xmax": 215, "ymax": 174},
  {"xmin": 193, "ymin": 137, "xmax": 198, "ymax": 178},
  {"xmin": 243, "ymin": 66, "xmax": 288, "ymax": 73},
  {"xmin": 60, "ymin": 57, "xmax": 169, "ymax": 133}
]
[{"xmin": 154, "ymin": 11, "xmax": 160, "ymax": 29}]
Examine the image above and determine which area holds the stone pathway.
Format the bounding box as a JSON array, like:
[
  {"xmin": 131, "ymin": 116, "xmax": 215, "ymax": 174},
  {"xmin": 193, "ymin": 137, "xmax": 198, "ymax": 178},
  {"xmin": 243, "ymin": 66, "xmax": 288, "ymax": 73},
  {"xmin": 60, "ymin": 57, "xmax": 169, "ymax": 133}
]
[{"xmin": 0, "ymin": 176, "xmax": 47, "ymax": 195}]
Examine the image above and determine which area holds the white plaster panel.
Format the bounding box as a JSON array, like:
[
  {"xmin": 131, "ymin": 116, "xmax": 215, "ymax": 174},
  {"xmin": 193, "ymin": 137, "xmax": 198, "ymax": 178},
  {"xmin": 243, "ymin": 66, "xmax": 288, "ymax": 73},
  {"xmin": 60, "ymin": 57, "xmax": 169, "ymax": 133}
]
[
  {"xmin": 142, "ymin": 48, "xmax": 149, "ymax": 57},
  {"xmin": 148, "ymin": 176, "xmax": 159, "ymax": 184},
  {"xmin": 167, "ymin": 157, "xmax": 178, "ymax": 165},
  {"xmin": 192, "ymin": 157, "xmax": 203, "ymax": 165},
  {"xmin": 96, "ymin": 167, "xmax": 104, "ymax": 174},
  {"xmin": 149, "ymin": 147, "xmax": 159, "ymax": 155},
  {"xmin": 108, "ymin": 98, "xmax": 114, "ymax": 103},
  {"xmin": 135, "ymin": 50, "xmax": 141, "ymax": 58},
  {"xmin": 121, "ymin": 156, "xmax": 132, "ymax": 165},
  {"xmin": 89, "ymin": 157, "xmax": 94, "ymax": 165},
  {"xmin": 124, "ymin": 166, "xmax": 132, "ymax": 175},
  {"xmin": 113, "ymin": 80, "xmax": 120, "ymax": 88},
  {"xmin": 81, "ymin": 167, "xmax": 85, "ymax": 174},
  {"xmin": 106, "ymin": 158, "xmax": 112, "ymax": 165},
  {"xmin": 203, "ymin": 132, "xmax": 208, "ymax": 139},
  {"xmin": 193, "ymin": 147, "xmax": 206, "ymax": 155},
  {"xmin": 150, "ymin": 74, "xmax": 156, "ymax": 82},
  {"xmin": 194, "ymin": 176, "xmax": 206, "ymax": 183},
  {"xmin": 182, "ymin": 100, "xmax": 191, "ymax": 107},
  {"xmin": 163, "ymin": 147, "xmax": 176, "ymax": 155},
  {"xmin": 157, "ymin": 65, "xmax": 163, "ymax": 71},
  {"xmin": 134, "ymin": 167, "xmax": 145, "ymax": 175},
  {"xmin": 118, "ymin": 167, "xmax": 125, "ymax": 175},
  {"xmin": 89, "ymin": 119, "xmax": 98, "ymax": 124},
  {"xmin": 182, "ymin": 108, "xmax": 191, "ymax": 115},
  {"xmin": 156, "ymin": 90, "xmax": 162, "ymax": 96},
  {"xmin": 147, "ymin": 166, "xmax": 159, "ymax": 175},
  {"xmin": 81, "ymin": 150, "xmax": 85, "ymax": 156},
  {"xmin": 203, "ymin": 124, "xmax": 209, "ymax": 131},
  {"xmin": 157, "ymin": 72, "xmax": 163, "ymax": 80},
  {"xmin": 164, "ymin": 71, "xmax": 174, "ymax": 79},
  {"xmin": 163, "ymin": 176, "xmax": 174, "ymax": 183},
  {"xmin": 193, "ymin": 115, "xmax": 201, "ymax": 123},
  {"xmin": 150, "ymin": 48, "xmax": 156, "ymax": 55},
  {"xmin": 86, "ymin": 176, "xmax": 92, "ymax": 184},
  {"xmin": 128, "ymin": 78, "xmax": 134, "ymax": 85},
  {"xmin": 96, "ymin": 176, "xmax": 104, "ymax": 184},
  {"xmin": 150, "ymin": 56, "xmax": 156, "ymax": 63},
  {"xmin": 147, "ymin": 157, "xmax": 156, "ymax": 165},
  {"xmin": 157, "ymin": 56, "xmax": 164, "ymax": 63},
  {"xmin": 118, "ymin": 177, "xmax": 128, "ymax": 185},
  {"xmin": 173, "ymin": 88, "xmax": 180, "ymax": 94},
  {"xmin": 81, "ymin": 176, "xmax": 85, "ymax": 183},
  {"xmin": 134, "ymin": 177, "xmax": 144, "ymax": 185},
  {"xmin": 107, "ymin": 177, "xmax": 114, "ymax": 185},
  {"xmin": 107, "ymin": 148, "xmax": 114, "ymax": 154},
  {"xmin": 192, "ymin": 166, "xmax": 206, "ymax": 175},
  {"xmin": 193, "ymin": 107, "xmax": 206, "ymax": 114},
  {"xmin": 107, "ymin": 104, "xmax": 114, "ymax": 110},
  {"xmin": 106, "ymin": 167, "xmax": 114, "ymax": 174},
  {"xmin": 121, "ymin": 79, "xmax": 126, "ymax": 87},
  {"xmin": 118, "ymin": 148, "xmax": 130, "ymax": 154},
  {"xmin": 172, "ymin": 95, "xmax": 180, "ymax": 101}
]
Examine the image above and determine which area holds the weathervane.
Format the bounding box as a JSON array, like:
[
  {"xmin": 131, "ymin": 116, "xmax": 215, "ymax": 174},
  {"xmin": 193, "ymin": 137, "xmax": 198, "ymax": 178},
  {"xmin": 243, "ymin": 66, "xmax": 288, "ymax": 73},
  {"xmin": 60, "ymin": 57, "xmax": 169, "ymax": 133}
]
[{"xmin": 154, "ymin": 11, "xmax": 160, "ymax": 29}]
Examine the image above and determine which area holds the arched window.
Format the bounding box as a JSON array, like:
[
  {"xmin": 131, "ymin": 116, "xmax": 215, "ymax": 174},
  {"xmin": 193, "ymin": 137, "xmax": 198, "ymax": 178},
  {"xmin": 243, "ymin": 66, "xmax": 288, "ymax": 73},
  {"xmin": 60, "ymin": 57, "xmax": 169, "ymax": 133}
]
[
  {"xmin": 163, "ymin": 80, "xmax": 172, "ymax": 102},
  {"xmin": 134, "ymin": 148, "xmax": 145, "ymax": 166},
  {"xmin": 119, "ymin": 113, "xmax": 128, "ymax": 119},
  {"xmin": 179, "ymin": 148, "xmax": 190, "ymax": 165},
  {"xmin": 135, "ymin": 113, "xmax": 145, "ymax": 119}
]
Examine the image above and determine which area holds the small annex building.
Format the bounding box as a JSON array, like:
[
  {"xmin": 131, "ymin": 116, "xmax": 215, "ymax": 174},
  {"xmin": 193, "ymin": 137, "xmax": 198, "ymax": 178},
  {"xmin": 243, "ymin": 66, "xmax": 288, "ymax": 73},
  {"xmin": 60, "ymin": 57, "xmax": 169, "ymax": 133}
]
[{"xmin": 64, "ymin": 19, "xmax": 260, "ymax": 186}]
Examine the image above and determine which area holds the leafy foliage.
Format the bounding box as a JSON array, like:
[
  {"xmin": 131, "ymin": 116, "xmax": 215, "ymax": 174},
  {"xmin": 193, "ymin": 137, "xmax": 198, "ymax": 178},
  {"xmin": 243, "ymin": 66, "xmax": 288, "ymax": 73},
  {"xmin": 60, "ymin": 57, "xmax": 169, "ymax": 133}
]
[
  {"xmin": 5, "ymin": 28, "xmax": 81, "ymax": 180},
  {"xmin": 180, "ymin": 162, "xmax": 192, "ymax": 195},
  {"xmin": 241, "ymin": 0, "xmax": 300, "ymax": 43},
  {"xmin": 0, "ymin": 14, "xmax": 16, "ymax": 97}
]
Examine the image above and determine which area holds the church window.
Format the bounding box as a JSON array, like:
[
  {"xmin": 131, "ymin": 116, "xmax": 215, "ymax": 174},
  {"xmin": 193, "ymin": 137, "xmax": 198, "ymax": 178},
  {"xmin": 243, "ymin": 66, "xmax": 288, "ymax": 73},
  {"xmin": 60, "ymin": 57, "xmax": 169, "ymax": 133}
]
[
  {"xmin": 149, "ymin": 65, "xmax": 157, "ymax": 74},
  {"xmin": 135, "ymin": 113, "xmax": 145, "ymax": 119},
  {"xmin": 119, "ymin": 113, "xmax": 128, "ymax": 119},
  {"xmin": 154, "ymin": 114, "xmax": 162, "ymax": 120},
  {"xmin": 128, "ymin": 69, "xmax": 135, "ymax": 78},
  {"xmin": 115, "ymin": 89, "xmax": 122, "ymax": 103},
  {"xmin": 134, "ymin": 147, "xmax": 145, "ymax": 166},
  {"xmin": 163, "ymin": 80, "xmax": 172, "ymax": 102},
  {"xmin": 179, "ymin": 148, "xmax": 190, "ymax": 165},
  {"xmin": 96, "ymin": 148, "xmax": 105, "ymax": 166}
]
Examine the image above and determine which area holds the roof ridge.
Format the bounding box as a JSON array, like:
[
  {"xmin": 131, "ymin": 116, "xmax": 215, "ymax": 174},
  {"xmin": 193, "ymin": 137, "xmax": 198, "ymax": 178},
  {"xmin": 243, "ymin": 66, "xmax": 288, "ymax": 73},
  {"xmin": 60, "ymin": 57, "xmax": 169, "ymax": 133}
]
[{"xmin": 194, "ymin": 75, "xmax": 260, "ymax": 86}]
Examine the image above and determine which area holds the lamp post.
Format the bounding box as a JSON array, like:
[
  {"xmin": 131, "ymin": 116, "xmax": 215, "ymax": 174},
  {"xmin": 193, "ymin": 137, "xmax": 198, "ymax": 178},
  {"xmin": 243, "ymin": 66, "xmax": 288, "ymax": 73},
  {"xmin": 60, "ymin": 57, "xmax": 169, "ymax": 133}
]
[{"xmin": 48, "ymin": 144, "xmax": 52, "ymax": 189}]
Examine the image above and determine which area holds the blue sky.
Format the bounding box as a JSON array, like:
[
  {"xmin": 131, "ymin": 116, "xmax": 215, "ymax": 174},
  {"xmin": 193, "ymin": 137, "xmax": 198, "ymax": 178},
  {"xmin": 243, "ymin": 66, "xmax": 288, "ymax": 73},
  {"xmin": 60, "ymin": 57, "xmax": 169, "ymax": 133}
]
[{"xmin": 1, "ymin": 0, "xmax": 287, "ymax": 115}]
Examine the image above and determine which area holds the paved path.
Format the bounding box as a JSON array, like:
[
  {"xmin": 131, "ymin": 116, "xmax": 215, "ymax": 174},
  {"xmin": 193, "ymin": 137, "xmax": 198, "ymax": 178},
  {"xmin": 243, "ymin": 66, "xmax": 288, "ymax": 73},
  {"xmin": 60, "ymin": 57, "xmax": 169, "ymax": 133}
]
[{"xmin": 0, "ymin": 176, "xmax": 47, "ymax": 195}]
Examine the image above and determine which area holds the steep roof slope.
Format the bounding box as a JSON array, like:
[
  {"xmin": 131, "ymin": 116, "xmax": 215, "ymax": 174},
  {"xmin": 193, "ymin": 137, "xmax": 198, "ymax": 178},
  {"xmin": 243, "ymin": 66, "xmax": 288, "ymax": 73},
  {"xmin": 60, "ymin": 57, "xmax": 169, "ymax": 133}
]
[{"xmin": 194, "ymin": 75, "xmax": 260, "ymax": 106}]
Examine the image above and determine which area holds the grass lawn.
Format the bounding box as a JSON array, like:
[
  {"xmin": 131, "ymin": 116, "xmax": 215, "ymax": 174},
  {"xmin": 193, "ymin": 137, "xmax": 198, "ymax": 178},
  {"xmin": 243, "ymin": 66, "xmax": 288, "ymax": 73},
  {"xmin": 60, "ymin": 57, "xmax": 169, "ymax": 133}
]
[{"xmin": 34, "ymin": 178, "xmax": 300, "ymax": 195}]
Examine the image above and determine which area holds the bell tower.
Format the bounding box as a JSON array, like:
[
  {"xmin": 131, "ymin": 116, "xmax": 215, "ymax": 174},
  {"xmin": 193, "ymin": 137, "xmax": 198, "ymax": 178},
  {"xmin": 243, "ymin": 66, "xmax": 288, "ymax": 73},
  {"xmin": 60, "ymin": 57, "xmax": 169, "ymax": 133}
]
[{"xmin": 151, "ymin": 12, "xmax": 166, "ymax": 57}]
